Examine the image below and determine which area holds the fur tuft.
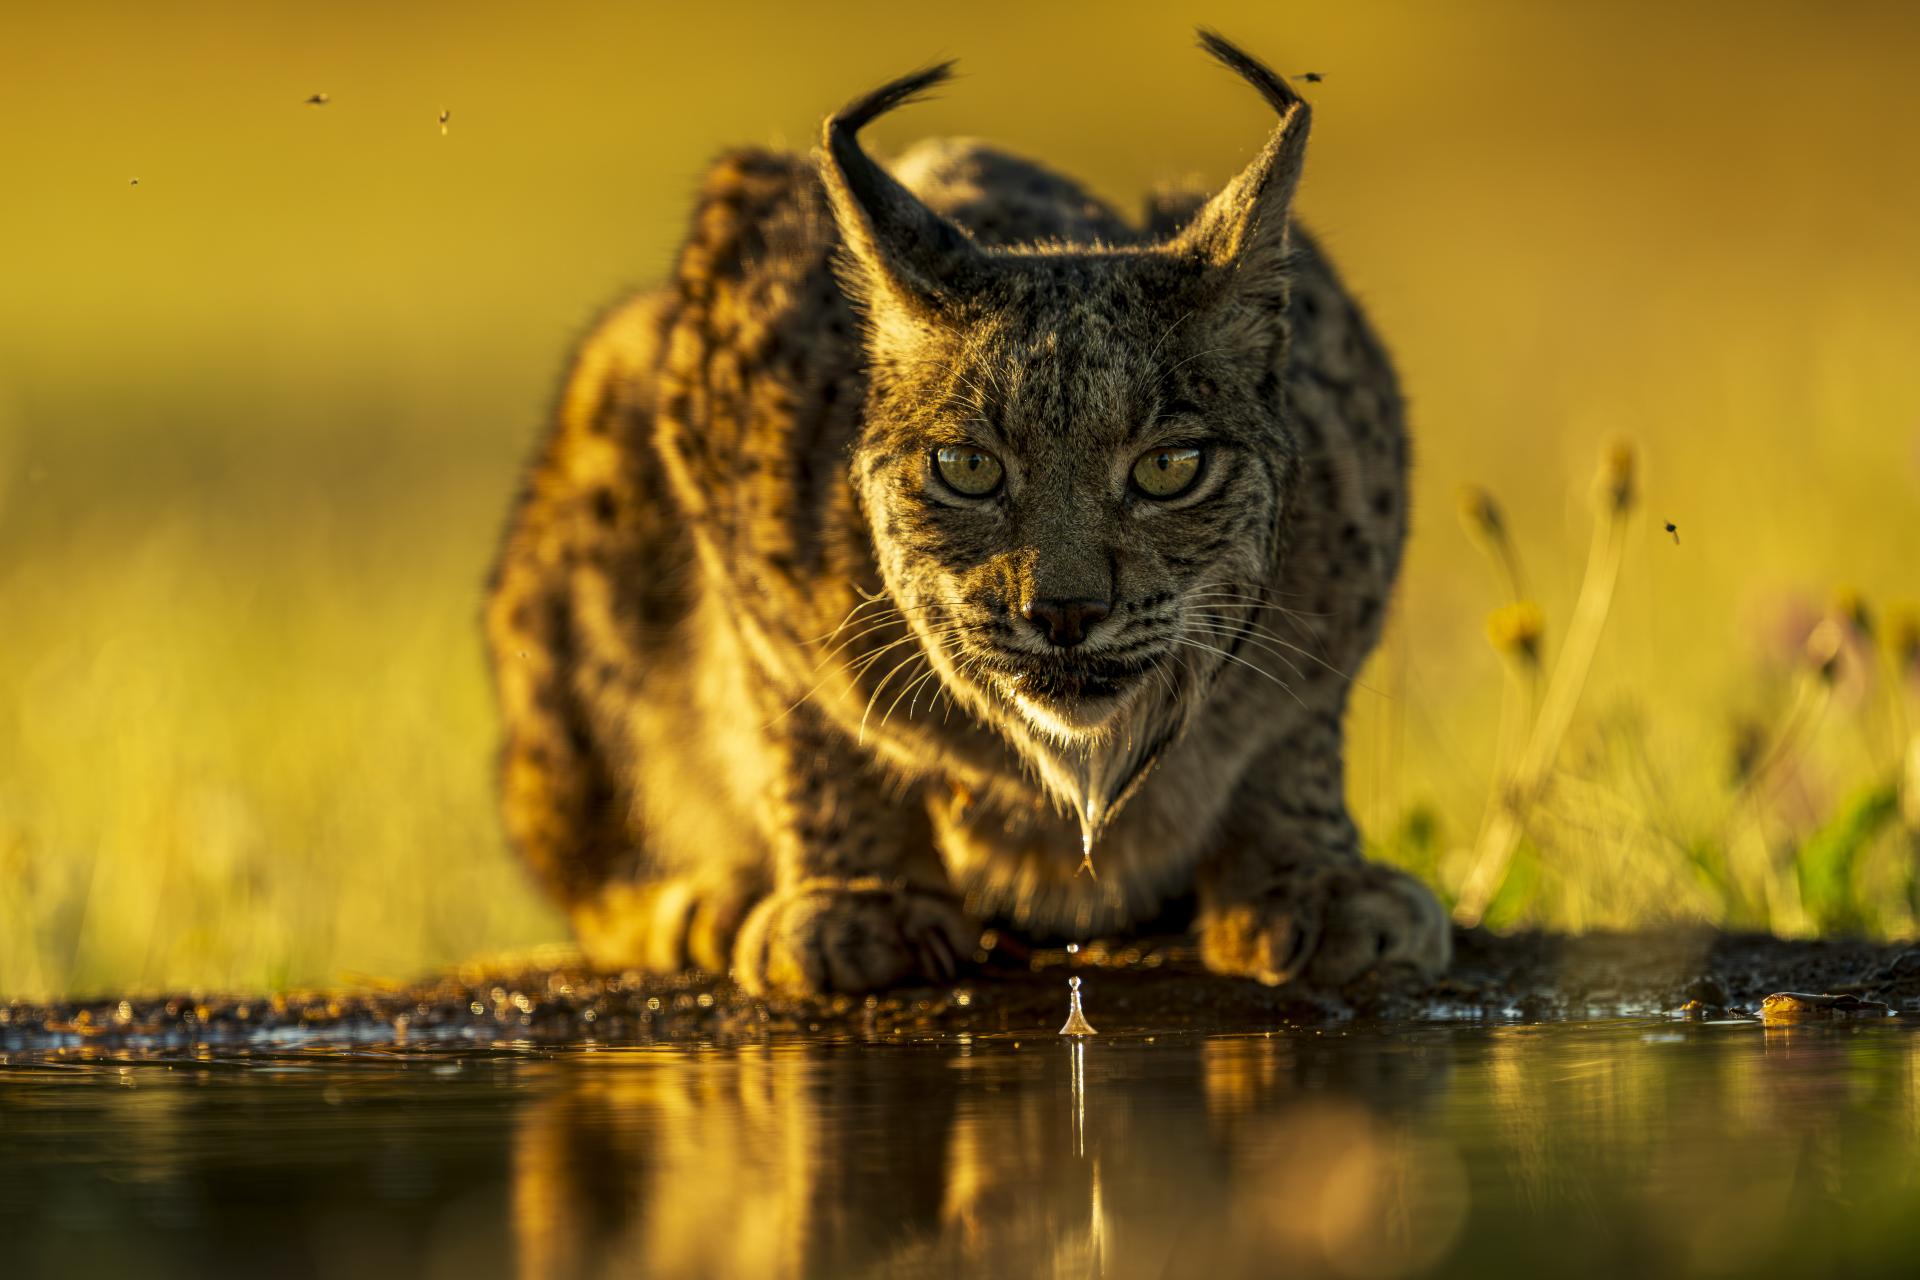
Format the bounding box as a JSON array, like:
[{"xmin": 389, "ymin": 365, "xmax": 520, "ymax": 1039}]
[
  {"xmin": 823, "ymin": 62, "xmax": 958, "ymax": 144},
  {"xmin": 1194, "ymin": 28, "xmax": 1301, "ymax": 116}
]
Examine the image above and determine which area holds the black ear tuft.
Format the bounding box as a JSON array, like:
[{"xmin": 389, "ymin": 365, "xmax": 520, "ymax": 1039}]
[
  {"xmin": 819, "ymin": 62, "xmax": 981, "ymax": 312},
  {"xmin": 1175, "ymin": 30, "xmax": 1312, "ymax": 289},
  {"xmin": 1194, "ymin": 29, "xmax": 1302, "ymax": 118},
  {"xmin": 826, "ymin": 62, "xmax": 958, "ymax": 139}
]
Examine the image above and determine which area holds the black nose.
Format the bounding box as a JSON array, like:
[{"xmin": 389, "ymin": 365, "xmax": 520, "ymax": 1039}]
[{"xmin": 1021, "ymin": 597, "xmax": 1111, "ymax": 648}]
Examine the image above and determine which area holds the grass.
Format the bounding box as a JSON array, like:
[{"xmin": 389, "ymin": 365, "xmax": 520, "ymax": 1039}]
[
  {"xmin": 1371, "ymin": 440, "xmax": 1920, "ymax": 938},
  {"xmin": 0, "ymin": 447, "xmax": 566, "ymax": 999}
]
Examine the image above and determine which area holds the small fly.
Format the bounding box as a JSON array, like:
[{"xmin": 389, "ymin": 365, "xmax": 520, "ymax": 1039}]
[
  {"xmin": 305, "ymin": 92, "xmax": 330, "ymax": 106},
  {"xmin": 1664, "ymin": 521, "xmax": 1679, "ymax": 545}
]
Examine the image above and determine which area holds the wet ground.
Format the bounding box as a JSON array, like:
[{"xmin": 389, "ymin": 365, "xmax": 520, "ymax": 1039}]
[
  {"xmin": 6, "ymin": 929, "xmax": 1920, "ymax": 1277},
  {"xmin": 5, "ymin": 926, "xmax": 1920, "ymax": 1052}
]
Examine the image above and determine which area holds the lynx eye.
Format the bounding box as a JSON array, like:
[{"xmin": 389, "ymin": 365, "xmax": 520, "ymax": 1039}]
[
  {"xmin": 1131, "ymin": 446, "xmax": 1203, "ymax": 499},
  {"xmin": 932, "ymin": 445, "xmax": 1004, "ymax": 497}
]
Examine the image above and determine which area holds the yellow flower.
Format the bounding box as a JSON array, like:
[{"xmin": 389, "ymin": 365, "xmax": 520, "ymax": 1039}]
[
  {"xmin": 1458, "ymin": 485, "xmax": 1506, "ymax": 543},
  {"xmin": 1486, "ymin": 601, "xmax": 1545, "ymax": 667},
  {"xmin": 1596, "ymin": 437, "xmax": 1637, "ymax": 514},
  {"xmin": 1887, "ymin": 604, "xmax": 1920, "ymax": 674},
  {"xmin": 1832, "ymin": 587, "xmax": 1874, "ymax": 640}
]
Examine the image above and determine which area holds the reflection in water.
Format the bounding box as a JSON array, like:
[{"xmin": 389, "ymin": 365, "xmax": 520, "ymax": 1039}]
[{"xmin": 4, "ymin": 1022, "xmax": 1920, "ymax": 1278}]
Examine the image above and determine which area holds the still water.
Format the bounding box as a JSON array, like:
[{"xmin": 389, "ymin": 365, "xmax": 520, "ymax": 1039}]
[{"xmin": 3, "ymin": 1018, "xmax": 1919, "ymax": 1278}]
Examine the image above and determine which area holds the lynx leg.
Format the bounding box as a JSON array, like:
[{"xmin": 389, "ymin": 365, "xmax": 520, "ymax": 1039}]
[
  {"xmin": 485, "ymin": 534, "xmax": 629, "ymax": 904},
  {"xmin": 487, "ymin": 575, "xmax": 759, "ymax": 974},
  {"xmin": 731, "ymin": 704, "xmax": 974, "ymax": 996},
  {"xmin": 1198, "ymin": 718, "xmax": 1450, "ymax": 987}
]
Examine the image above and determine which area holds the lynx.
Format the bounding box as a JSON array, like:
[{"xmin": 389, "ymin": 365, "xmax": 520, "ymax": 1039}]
[{"xmin": 485, "ymin": 31, "xmax": 1450, "ymax": 995}]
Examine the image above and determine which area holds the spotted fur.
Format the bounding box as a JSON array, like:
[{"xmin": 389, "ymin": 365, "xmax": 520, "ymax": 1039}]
[{"xmin": 485, "ymin": 32, "xmax": 1449, "ymax": 994}]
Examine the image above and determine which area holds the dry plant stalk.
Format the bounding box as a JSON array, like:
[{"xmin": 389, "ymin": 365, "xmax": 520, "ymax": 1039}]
[{"xmin": 1453, "ymin": 441, "xmax": 1636, "ymax": 925}]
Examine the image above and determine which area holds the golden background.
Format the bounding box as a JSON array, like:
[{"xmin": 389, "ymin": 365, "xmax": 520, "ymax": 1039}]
[{"xmin": 3, "ymin": 1, "xmax": 1917, "ymax": 996}]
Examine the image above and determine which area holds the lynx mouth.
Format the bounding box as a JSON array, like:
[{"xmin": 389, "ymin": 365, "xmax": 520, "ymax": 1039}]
[
  {"xmin": 975, "ymin": 652, "xmax": 1154, "ymax": 732},
  {"xmin": 1008, "ymin": 668, "xmax": 1126, "ymax": 702}
]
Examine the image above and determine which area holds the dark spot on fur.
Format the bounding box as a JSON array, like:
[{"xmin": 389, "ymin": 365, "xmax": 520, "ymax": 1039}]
[{"xmin": 587, "ymin": 389, "xmax": 620, "ymax": 435}]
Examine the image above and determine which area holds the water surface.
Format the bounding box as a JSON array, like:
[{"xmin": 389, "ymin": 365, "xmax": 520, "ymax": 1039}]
[{"xmin": 4, "ymin": 1018, "xmax": 1918, "ymax": 1278}]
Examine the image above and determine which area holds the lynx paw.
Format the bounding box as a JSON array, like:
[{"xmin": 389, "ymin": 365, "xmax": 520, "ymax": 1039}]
[
  {"xmin": 572, "ymin": 876, "xmax": 758, "ymax": 975},
  {"xmin": 1200, "ymin": 861, "xmax": 1450, "ymax": 988},
  {"xmin": 731, "ymin": 878, "xmax": 975, "ymax": 997}
]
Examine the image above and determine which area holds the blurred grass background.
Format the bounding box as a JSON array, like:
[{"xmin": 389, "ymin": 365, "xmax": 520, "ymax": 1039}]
[{"xmin": 2, "ymin": 1, "xmax": 1917, "ymax": 998}]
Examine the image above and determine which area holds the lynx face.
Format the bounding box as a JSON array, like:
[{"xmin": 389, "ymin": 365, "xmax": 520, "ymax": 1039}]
[
  {"xmin": 853, "ymin": 262, "xmax": 1293, "ymax": 743},
  {"xmin": 824, "ymin": 45, "xmax": 1312, "ymax": 843}
]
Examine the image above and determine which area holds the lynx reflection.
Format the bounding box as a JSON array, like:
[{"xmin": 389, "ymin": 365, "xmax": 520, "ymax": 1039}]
[{"xmin": 508, "ymin": 1037, "xmax": 1458, "ymax": 1280}]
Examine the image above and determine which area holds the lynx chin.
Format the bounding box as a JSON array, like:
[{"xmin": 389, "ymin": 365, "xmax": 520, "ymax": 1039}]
[{"xmin": 485, "ymin": 31, "xmax": 1450, "ymax": 995}]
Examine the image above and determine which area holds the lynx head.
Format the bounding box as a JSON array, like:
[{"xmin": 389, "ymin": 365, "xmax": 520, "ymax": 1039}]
[{"xmin": 823, "ymin": 32, "xmax": 1310, "ymax": 848}]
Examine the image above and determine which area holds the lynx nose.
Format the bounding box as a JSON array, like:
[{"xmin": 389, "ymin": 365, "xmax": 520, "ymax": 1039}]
[{"xmin": 1022, "ymin": 597, "xmax": 1111, "ymax": 649}]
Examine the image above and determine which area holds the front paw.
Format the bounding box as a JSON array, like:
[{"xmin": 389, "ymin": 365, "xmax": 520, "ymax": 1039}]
[
  {"xmin": 731, "ymin": 878, "xmax": 976, "ymax": 997},
  {"xmin": 1200, "ymin": 861, "xmax": 1451, "ymax": 988}
]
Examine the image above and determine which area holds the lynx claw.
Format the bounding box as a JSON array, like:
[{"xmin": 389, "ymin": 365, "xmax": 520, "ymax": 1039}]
[
  {"xmin": 732, "ymin": 879, "xmax": 976, "ymax": 997},
  {"xmin": 1200, "ymin": 861, "xmax": 1450, "ymax": 988}
]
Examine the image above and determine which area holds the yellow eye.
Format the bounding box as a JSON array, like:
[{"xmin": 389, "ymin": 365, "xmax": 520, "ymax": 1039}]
[
  {"xmin": 933, "ymin": 446, "xmax": 1004, "ymax": 497},
  {"xmin": 1131, "ymin": 446, "xmax": 1203, "ymax": 498}
]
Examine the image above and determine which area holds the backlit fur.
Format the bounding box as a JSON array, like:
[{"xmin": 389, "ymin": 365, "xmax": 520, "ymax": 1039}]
[{"xmin": 485, "ymin": 33, "xmax": 1449, "ymax": 993}]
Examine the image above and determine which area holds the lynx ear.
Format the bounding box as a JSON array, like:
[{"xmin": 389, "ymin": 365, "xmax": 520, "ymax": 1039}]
[
  {"xmin": 1175, "ymin": 31, "xmax": 1311, "ymax": 301},
  {"xmin": 819, "ymin": 63, "xmax": 983, "ymax": 314}
]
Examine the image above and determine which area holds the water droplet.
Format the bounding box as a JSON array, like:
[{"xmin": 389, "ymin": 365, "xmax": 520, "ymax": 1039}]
[{"xmin": 1059, "ymin": 976, "xmax": 1097, "ymax": 1036}]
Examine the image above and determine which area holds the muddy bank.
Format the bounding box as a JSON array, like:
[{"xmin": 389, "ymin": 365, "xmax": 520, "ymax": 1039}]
[{"xmin": 5, "ymin": 927, "xmax": 1919, "ymax": 1056}]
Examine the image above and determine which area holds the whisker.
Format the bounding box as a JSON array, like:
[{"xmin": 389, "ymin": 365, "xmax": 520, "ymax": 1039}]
[
  {"xmin": 800, "ymin": 592, "xmax": 895, "ymax": 647},
  {"xmin": 1169, "ymin": 636, "xmax": 1308, "ymax": 712},
  {"xmin": 1185, "ymin": 620, "xmax": 1306, "ymax": 682},
  {"xmin": 859, "ymin": 649, "xmax": 932, "ymax": 744},
  {"xmin": 1188, "ymin": 611, "xmax": 1332, "ymax": 671},
  {"xmin": 1144, "ymin": 309, "xmax": 1197, "ymax": 375},
  {"xmin": 768, "ymin": 614, "xmax": 976, "ymax": 728},
  {"xmin": 894, "ymin": 354, "xmax": 997, "ymax": 410},
  {"xmin": 1151, "ymin": 345, "xmax": 1237, "ymax": 394},
  {"xmin": 1180, "ymin": 590, "xmax": 1331, "ymax": 616},
  {"xmin": 844, "ymin": 625, "xmax": 973, "ymax": 680},
  {"xmin": 889, "ymin": 662, "xmax": 946, "ymax": 728},
  {"xmin": 814, "ymin": 611, "xmax": 914, "ymax": 668},
  {"xmin": 1145, "ymin": 653, "xmax": 1177, "ymax": 702}
]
